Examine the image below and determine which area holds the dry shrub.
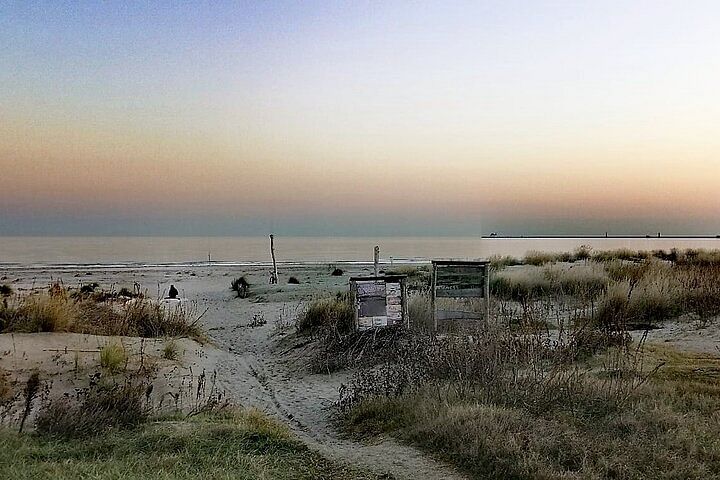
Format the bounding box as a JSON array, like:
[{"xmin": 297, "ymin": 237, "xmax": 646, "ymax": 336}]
[
  {"xmin": 298, "ymin": 294, "xmax": 408, "ymax": 373},
  {"xmin": 492, "ymin": 264, "xmax": 608, "ymax": 302},
  {"xmin": 408, "ymin": 294, "xmax": 432, "ymax": 331},
  {"xmin": 100, "ymin": 342, "xmax": 127, "ymax": 373},
  {"xmin": 0, "ymin": 288, "xmax": 204, "ymax": 341},
  {"xmin": 523, "ymin": 251, "xmax": 565, "ymax": 266},
  {"xmin": 489, "ymin": 254, "xmax": 521, "ymax": 270},
  {"xmin": 0, "ymin": 367, "xmax": 11, "ymax": 403},
  {"xmin": 296, "ymin": 294, "xmax": 354, "ymax": 335},
  {"xmin": 162, "ymin": 338, "xmax": 180, "ymax": 360},
  {"xmin": 0, "ymin": 294, "xmax": 81, "ymax": 333},
  {"xmin": 338, "ymin": 327, "xmax": 644, "ymax": 417},
  {"xmin": 0, "ymin": 285, "xmax": 12, "ymax": 296},
  {"xmin": 36, "ymin": 382, "xmax": 149, "ymax": 437}
]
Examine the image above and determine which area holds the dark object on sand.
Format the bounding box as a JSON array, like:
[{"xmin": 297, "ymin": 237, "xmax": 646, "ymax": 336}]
[
  {"xmin": 168, "ymin": 285, "xmax": 179, "ymax": 299},
  {"xmin": 288, "ymin": 277, "xmax": 300, "ymax": 284},
  {"xmin": 331, "ymin": 268, "xmax": 344, "ymax": 276},
  {"xmin": 230, "ymin": 277, "xmax": 250, "ymax": 298}
]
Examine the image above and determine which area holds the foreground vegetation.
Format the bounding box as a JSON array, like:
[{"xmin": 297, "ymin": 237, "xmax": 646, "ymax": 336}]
[
  {"xmin": 1, "ymin": 408, "xmax": 379, "ymax": 479},
  {"xmin": 337, "ymin": 329, "xmax": 720, "ymax": 479},
  {"xmin": 293, "ymin": 249, "xmax": 720, "ymax": 479}
]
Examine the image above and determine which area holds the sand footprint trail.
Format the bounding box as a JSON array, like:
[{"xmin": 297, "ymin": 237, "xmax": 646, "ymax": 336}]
[{"xmin": 207, "ymin": 300, "xmax": 466, "ymax": 480}]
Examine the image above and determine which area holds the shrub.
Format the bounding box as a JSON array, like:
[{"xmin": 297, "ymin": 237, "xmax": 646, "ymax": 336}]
[
  {"xmin": 162, "ymin": 339, "xmax": 180, "ymax": 360},
  {"xmin": 288, "ymin": 276, "xmax": 300, "ymax": 284},
  {"xmin": 0, "ymin": 285, "xmax": 12, "ymax": 296},
  {"xmin": 230, "ymin": 277, "xmax": 250, "ymax": 298},
  {"xmin": 489, "ymin": 255, "xmax": 521, "ymax": 270},
  {"xmin": 331, "ymin": 267, "xmax": 344, "ymax": 276},
  {"xmin": 296, "ymin": 294, "xmax": 354, "ymax": 335},
  {"xmin": 100, "ymin": 342, "xmax": 127, "ymax": 373},
  {"xmin": 408, "ymin": 294, "xmax": 432, "ymax": 330},
  {"xmin": 79, "ymin": 283, "xmax": 100, "ymax": 294},
  {"xmin": 0, "ymin": 367, "xmax": 11, "ymax": 403},
  {"xmin": 0, "ymin": 294, "xmax": 81, "ymax": 333},
  {"xmin": 35, "ymin": 382, "xmax": 148, "ymax": 437},
  {"xmin": 523, "ymin": 251, "xmax": 565, "ymax": 266},
  {"xmin": 0, "ymin": 292, "xmax": 203, "ymax": 340}
]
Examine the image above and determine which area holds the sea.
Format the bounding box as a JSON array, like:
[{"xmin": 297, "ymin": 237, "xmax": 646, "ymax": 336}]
[{"xmin": 1, "ymin": 236, "xmax": 719, "ymax": 269}]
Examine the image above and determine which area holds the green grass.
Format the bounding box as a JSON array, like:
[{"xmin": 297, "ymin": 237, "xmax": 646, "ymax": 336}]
[{"xmin": 1, "ymin": 409, "xmax": 381, "ymax": 480}]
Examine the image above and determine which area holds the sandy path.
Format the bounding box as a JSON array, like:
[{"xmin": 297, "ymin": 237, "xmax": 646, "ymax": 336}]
[
  {"xmin": 203, "ymin": 297, "xmax": 466, "ymax": 480},
  {"xmin": 3, "ymin": 265, "xmax": 464, "ymax": 478}
]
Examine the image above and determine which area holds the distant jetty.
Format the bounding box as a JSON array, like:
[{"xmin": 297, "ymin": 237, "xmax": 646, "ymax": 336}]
[{"xmin": 482, "ymin": 234, "xmax": 720, "ymax": 239}]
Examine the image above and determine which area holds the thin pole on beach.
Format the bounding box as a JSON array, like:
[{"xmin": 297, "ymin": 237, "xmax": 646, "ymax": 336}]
[
  {"xmin": 373, "ymin": 246, "xmax": 380, "ymax": 277},
  {"xmin": 269, "ymin": 234, "xmax": 278, "ymax": 284}
]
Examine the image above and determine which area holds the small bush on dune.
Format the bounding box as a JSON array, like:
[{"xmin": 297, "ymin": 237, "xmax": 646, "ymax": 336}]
[
  {"xmin": 331, "ymin": 267, "xmax": 344, "ymax": 276},
  {"xmin": 162, "ymin": 339, "xmax": 180, "ymax": 360},
  {"xmin": 0, "ymin": 285, "xmax": 12, "ymax": 297},
  {"xmin": 384, "ymin": 265, "xmax": 427, "ymax": 277},
  {"xmin": 1, "ymin": 289, "xmax": 204, "ymax": 341},
  {"xmin": 297, "ymin": 294, "xmax": 354, "ymax": 335},
  {"xmin": 491, "ymin": 265, "xmax": 607, "ymax": 302},
  {"xmin": 0, "ymin": 294, "xmax": 81, "ymax": 333},
  {"xmin": 122, "ymin": 301, "xmax": 203, "ymax": 340},
  {"xmin": 288, "ymin": 276, "xmax": 300, "ymax": 284},
  {"xmin": 408, "ymin": 294, "xmax": 432, "ymax": 331},
  {"xmin": 523, "ymin": 251, "xmax": 562, "ymax": 266},
  {"xmin": 489, "ymin": 255, "xmax": 521, "ymax": 270},
  {"xmin": 0, "ymin": 367, "xmax": 12, "ymax": 403},
  {"xmin": 592, "ymin": 248, "xmax": 647, "ymax": 263},
  {"xmin": 100, "ymin": 342, "xmax": 127, "ymax": 373},
  {"xmin": 36, "ymin": 382, "xmax": 148, "ymax": 438}
]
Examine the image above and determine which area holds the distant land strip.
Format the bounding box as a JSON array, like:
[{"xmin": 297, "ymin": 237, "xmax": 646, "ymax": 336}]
[{"xmin": 482, "ymin": 235, "xmax": 720, "ymax": 239}]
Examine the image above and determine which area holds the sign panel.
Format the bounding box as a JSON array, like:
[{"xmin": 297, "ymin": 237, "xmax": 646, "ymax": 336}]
[{"xmin": 434, "ymin": 265, "xmax": 486, "ymax": 298}]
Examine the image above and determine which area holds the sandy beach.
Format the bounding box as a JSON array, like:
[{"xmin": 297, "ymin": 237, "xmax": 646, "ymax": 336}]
[{"xmin": 1, "ymin": 263, "xmax": 468, "ymax": 479}]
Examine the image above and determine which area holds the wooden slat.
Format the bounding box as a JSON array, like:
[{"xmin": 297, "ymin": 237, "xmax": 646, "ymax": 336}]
[
  {"xmin": 436, "ymin": 310, "xmax": 484, "ymax": 321},
  {"xmin": 435, "ymin": 287, "xmax": 485, "ymax": 298}
]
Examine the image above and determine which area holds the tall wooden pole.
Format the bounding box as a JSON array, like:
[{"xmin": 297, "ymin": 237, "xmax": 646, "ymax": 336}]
[
  {"xmin": 373, "ymin": 245, "xmax": 380, "ymax": 277},
  {"xmin": 269, "ymin": 234, "xmax": 278, "ymax": 284}
]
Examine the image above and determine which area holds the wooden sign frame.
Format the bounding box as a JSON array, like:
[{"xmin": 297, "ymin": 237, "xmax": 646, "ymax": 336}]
[
  {"xmin": 349, "ymin": 275, "xmax": 409, "ymax": 331},
  {"xmin": 431, "ymin": 260, "xmax": 490, "ymax": 331}
]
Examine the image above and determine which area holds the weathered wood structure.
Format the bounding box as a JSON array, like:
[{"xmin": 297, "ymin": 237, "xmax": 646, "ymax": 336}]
[
  {"xmin": 349, "ymin": 275, "xmax": 408, "ymax": 331},
  {"xmin": 431, "ymin": 260, "xmax": 490, "ymax": 331}
]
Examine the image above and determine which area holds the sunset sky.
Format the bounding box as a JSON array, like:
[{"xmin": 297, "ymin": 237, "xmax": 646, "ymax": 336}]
[{"xmin": 1, "ymin": 1, "xmax": 719, "ymax": 236}]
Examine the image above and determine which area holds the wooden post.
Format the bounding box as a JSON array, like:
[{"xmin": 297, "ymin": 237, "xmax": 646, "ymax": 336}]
[
  {"xmin": 373, "ymin": 246, "xmax": 380, "ymax": 277},
  {"xmin": 269, "ymin": 234, "xmax": 278, "ymax": 284},
  {"xmin": 431, "ymin": 262, "xmax": 437, "ymax": 332},
  {"xmin": 484, "ymin": 265, "xmax": 491, "ymax": 325}
]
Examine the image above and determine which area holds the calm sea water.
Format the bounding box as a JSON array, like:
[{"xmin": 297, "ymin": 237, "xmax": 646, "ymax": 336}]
[{"xmin": 1, "ymin": 236, "xmax": 719, "ymax": 267}]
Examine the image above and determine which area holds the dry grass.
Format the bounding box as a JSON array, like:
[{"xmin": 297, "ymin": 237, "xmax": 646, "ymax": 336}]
[
  {"xmin": 336, "ymin": 249, "xmax": 720, "ymax": 479},
  {"xmin": 296, "ymin": 293, "xmax": 354, "ymax": 335},
  {"xmin": 0, "ymin": 285, "xmax": 204, "ymax": 341},
  {"xmin": 339, "ymin": 327, "xmax": 720, "ymax": 479},
  {"xmin": 162, "ymin": 338, "xmax": 180, "ymax": 360},
  {"xmin": 36, "ymin": 381, "xmax": 148, "ymax": 438},
  {"xmin": 100, "ymin": 342, "xmax": 128, "ymax": 373}
]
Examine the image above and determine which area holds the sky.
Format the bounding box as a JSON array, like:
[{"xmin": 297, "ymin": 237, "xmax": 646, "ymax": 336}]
[{"xmin": 1, "ymin": 0, "xmax": 719, "ymax": 236}]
